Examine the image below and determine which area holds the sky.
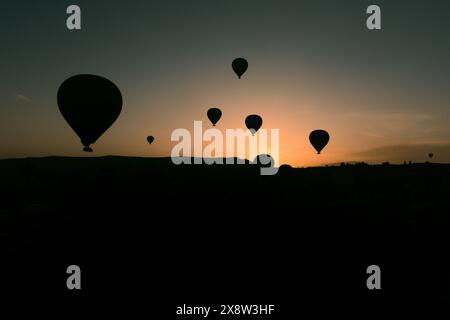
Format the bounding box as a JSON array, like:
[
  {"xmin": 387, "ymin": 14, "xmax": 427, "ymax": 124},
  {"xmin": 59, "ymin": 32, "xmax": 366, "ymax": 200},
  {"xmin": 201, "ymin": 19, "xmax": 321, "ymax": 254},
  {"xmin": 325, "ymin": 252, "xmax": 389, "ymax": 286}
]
[{"xmin": 1, "ymin": 0, "xmax": 450, "ymax": 167}]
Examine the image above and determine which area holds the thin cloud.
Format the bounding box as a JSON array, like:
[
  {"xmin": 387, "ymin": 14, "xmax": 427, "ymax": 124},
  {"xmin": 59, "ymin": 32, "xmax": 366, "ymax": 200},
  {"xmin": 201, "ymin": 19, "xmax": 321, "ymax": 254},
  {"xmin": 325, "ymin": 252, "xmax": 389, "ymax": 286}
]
[
  {"xmin": 349, "ymin": 144, "xmax": 450, "ymax": 163},
  {"xmin": 343, "ymin": 111, "xmax": 434, "ymax": 131},
  {"xmin": 342, "ymin": 111, "xmax": 443, "ymax": 143},
  {"xmin": 16, "ymin": 94, "xmax": 31, "ymax": 102}
]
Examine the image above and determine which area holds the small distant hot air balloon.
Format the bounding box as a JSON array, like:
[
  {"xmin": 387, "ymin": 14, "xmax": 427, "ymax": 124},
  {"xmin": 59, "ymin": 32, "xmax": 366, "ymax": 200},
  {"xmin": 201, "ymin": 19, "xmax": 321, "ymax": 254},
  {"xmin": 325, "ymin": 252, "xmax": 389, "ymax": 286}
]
[
  {"xmin": 147, "ymin": 136, "xmax": 154, "ymax": 145},
  {"xmin": 309, "ymin": 130, "xmax": 330, "ymax": 154},
  {"xmin": 57, "ymin": 74, "xmax": 122, "ymax": 152},
  {"xmin": 207, "ymin": 108, "xmax": 222, "ymax": 126},
  {"xmin": 245, "ymin": 114, "xmax": 263, "ymax": 135},
  {"xmin": 253, "ymin": 154, "xmax": 274, "ymax": 168},
  {"xmin": 232, "ymin": 58, "xmax": 248, "ymax": 79},
  {"xmin": 428, "ymin": 153, "xmax": 434, "ymax": 160}
]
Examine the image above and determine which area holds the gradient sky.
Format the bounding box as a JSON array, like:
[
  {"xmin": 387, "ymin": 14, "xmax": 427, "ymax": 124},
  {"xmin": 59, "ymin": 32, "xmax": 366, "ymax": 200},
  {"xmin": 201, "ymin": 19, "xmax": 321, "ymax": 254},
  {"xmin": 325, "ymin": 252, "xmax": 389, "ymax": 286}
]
[{"xmin": 1, "ymin": 0, "xmax": 450, "ymax": 166}]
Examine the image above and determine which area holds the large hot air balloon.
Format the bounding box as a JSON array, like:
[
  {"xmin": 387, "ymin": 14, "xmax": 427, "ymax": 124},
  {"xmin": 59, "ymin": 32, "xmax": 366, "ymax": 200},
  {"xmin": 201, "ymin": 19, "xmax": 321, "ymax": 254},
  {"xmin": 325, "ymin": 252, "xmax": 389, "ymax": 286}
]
[
  {"xmin": 232, "ymin": 58, "xmax": 248, "ymax": 79},
  {"xmin": 245, "ymin": 114, "xmax": 263, "ymax": 135},
  {"xmin": 309, "ymin": 130, "xmax": 330, "ymax": 154},
  {"xmin": 57, "ymin": 74, "xmax": 122, "ymax": 152},
  {"xmin": 147, "ymin": 136, "xmax": 154, "ymax": 145},
  {"xmin": 207, "ymin": 108, "xmax": 222, "ymax": 126}
]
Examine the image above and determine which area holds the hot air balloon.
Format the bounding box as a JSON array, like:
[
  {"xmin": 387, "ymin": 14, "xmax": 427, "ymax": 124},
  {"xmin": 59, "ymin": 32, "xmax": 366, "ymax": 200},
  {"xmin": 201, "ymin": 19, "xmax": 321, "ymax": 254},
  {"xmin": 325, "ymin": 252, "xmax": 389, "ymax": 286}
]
[
  {"xmin": 57, "ymin": 74, "xmax": 122, "ymax": 152},
  {"xmin": 207, "ymin": 108, "xmax": 222, "ymax": 126},
  {"xmin": 309, "ymin": 130, "xmax": 330, "ymax": 154},
  {"xmin": 253, "ymin": 154, "xmax": 273, "ymax": 167},
  {"xmin": 147, "ymin": 136, "xmax": 154, "ymax": 145},
  {"xmin": 428, "ymin": 153, "xmax": 434, "ymax": 159},
  {"xmin": 245, "ymin": 114, "xmax": 263, "ymax": 135},
  {"xmin": 232, "ymin": 58, "xmax": 248, "ymax": 79}
]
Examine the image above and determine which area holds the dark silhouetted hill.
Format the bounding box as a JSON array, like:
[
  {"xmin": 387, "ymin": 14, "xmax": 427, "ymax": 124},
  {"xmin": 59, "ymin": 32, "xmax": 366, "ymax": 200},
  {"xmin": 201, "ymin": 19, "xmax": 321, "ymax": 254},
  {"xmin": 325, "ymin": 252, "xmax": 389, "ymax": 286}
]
[{"xmin": 1, "ymin": 156, "xmax": 449, "ymax": 312}]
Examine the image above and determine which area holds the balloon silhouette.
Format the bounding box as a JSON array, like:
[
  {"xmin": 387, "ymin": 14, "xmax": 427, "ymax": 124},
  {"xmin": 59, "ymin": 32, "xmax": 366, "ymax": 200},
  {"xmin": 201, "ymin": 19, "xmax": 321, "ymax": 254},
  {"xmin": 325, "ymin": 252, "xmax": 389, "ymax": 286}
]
[
  {"xmin": 207, "ymin": 108, "xmax": 222, "ymax": 126},
  {"xmin": 245, "ymin": 114, "xmax": 263, "ymax": 135},
  {"xmin": 309, "ymin": 130, "xmax": 330, "ymax": 154},
  {"xmin": 232, "ymin": 58, "xmax": 248, "ymax": 79},
  {"xmin": 428, "ymin": 153, "xmax": 434, "ymax": 159},
  {"xmin": 147, "ymin": 136, "xmax": 154, "ymax": 145},
  {"xmin": 253, "ymin": 154, "xmax": 274, "ymax": 168},
  {"xmin": 57, "ymin": 74, "xmax": 122, "ymax": 152}
]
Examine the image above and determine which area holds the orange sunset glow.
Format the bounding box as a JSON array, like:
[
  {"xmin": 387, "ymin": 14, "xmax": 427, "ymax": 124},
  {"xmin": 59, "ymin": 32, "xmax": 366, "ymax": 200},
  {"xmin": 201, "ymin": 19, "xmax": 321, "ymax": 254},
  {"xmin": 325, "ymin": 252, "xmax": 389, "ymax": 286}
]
[{"xmin": 1, "ymin": 1, "xmax": 450, "ymax": 166}]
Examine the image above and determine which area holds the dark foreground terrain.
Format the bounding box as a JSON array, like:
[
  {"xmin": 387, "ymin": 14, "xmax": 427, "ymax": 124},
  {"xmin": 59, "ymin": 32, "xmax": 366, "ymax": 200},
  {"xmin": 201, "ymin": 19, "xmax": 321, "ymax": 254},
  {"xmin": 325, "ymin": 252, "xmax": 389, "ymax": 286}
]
[{"xmin": 1, "ymin": 156, "xmax": 450, "ymax": 315}]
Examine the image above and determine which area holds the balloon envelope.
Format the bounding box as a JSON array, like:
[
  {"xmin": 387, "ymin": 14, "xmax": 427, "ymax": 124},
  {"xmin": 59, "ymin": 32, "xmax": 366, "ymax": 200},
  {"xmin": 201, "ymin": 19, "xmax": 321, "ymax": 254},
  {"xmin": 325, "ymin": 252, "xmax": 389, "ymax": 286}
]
[
  {"xmin": 57, "ymin": 74, "xmax": 122, "ymax": 152},
  {"xmin": 147, "ymin": 136, "xmax": 154, "ymax": 145},
  {"xmin": 232, "ymin": 58, "xmax": 248, "ymax": 79},
  {"xmin": 245, "ymin": 114, "xmax": 263, "ymax": 135},
  {"xmin": 309, "ymin": 130, "xmax": 330, "ymax": 154},
  {"xmin": 207, "ymin": 108, "xmax": 222, "ymax": 126},
  {"xmin": 428, "ymin": 153, "xmax": 434, "ymax": 159},
  {"xmin": 253, "ymin": 154, "xmax": 274, "ymax": 168}
]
